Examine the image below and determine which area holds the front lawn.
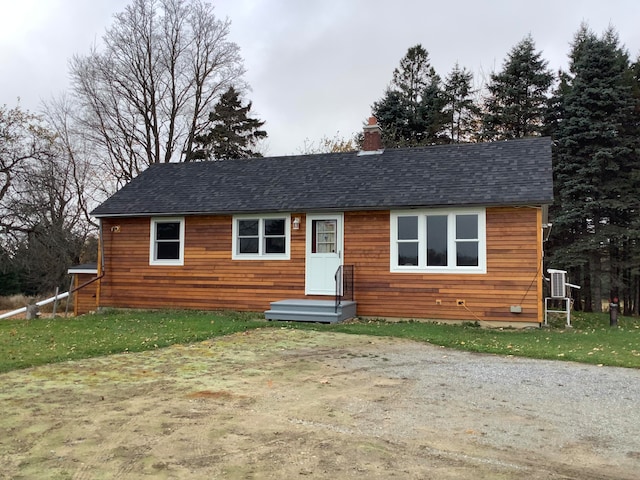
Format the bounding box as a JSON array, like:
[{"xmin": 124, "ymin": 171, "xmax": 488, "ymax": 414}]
[
  {"xmin": 304, "ymin": 311, "xmax": 640, "ymax": 368},
  {"xmin": 0, "ymin": 309, "xmax": 265, "ymax": 373},
  {"xmin": 0, "ymin": 309, "xmax": 638, "ymax": 373}
]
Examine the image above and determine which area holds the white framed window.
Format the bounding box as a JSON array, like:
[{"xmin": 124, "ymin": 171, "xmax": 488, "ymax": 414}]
[
  {"xmin": 232, "ymin": 214, "xmax": 290, "ymax": 260},
  {"xmin": 150, "ymin": 217, "xmax": 185, "ymax": 266},
  {"xmin": 390, "ymin": 208, "xmax": 486, "ymax": 273}
]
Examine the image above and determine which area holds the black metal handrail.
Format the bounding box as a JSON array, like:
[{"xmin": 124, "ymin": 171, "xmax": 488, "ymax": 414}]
[{"xmin": 335, "ymin": 264, "xmax": 354, "ymax": 313}]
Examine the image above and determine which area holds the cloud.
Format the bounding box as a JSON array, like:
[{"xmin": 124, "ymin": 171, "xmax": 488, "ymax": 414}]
[{"xmin": 2, "ymin": 0, "xmax": 640, "ymax": 155}]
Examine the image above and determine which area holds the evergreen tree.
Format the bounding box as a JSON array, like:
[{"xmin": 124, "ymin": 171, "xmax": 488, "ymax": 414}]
[
  {"xmin": 0, "ymin": 246, "xmax": 20, "ymax": 296},
  {"xmin": 392, "ymin": 45, "xmax": 432, "ymax": 118},
  {"xmin": 482, "ymin": 35, "xmax": 553, "ymax": 140},
  {"xmin": 372, "ymin": 89, "xmax": 410, "ymax": 145},
  {"xmin": 549, "ymin": 25, "xmax": 640, "ymax": 311},
  {"xmin": 190, "ymin": 87, "xmax": 267, "ymax": 160},
  {"xmin": 542, "ymin": 70, "xmax": 571, "ymax": 138},
  {"xmin": 372, "ymin": 45, "xmax": 447, "ymax": 147},
  {"xmin": 420, "ymin": 77, "xmax": 448, "ymax": 144},
  {"xmin": 443, "ymin": 63, "xmax": 480, "ymax": 143},
  {"xmin": 626, "ymin": 57, "xmax": 640, "ymax": 313}
]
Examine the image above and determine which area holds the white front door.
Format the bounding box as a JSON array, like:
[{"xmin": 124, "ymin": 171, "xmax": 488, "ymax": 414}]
[{"xmin": 305, "ymin": 213, "xmax": 343, "ymax": 295}]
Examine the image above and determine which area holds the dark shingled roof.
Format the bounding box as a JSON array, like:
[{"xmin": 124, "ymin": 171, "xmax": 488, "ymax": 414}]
[{"xmin": 91, "ymin": 137, "xmax": 553, "ymax": 217}]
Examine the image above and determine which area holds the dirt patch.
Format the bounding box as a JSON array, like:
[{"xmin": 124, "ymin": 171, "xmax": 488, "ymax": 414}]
[
  {"xmin": 185, "ymin": 390, "xmax": 239, "ymax": 400},
  {"xmin": 0, "ymin": 328, "xmax": 638, "ymax": 479}
]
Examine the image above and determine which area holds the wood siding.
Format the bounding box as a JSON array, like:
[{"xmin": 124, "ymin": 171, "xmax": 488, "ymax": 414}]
[
  {"xmin": 98, "ymin": 206, "xmax": 543, "ymax": 323},
  {"xmin": 73, "ymin": 273, "xmax": 99, "ymax": 315},
  {"xmin": 344, "ymin": 208, "xmax": 542, "ymax": 323},
  {"xmin": 100, "ymin": 215, "xmax": 307, "ymax": 311}
]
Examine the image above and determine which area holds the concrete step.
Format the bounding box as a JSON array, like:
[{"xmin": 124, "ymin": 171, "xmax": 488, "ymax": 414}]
[{"xmin": 265, "ymin": 299, "xmax": 357, "ymax": 324}]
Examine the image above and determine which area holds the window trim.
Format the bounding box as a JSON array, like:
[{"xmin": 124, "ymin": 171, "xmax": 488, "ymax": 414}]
[
  {"xmin": 390, "ymin": 208, "xmax": 486, "ymax": 274},
  {"xmin": 232, "ymin": 214, "xmax": 291, "ymax": 260},
  {"xmin": 149, "ymin": 217, "xmax": 185, "ymax": 266}
]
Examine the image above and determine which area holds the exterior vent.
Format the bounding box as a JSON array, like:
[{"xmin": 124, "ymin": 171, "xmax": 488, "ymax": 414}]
[
  {"xmin": 545, "ymin": 268, "xmax": 581, "ymax": 327},
  {"xmin": 548, "ymin": 269, "xmax": 567, "ymax": 298}
]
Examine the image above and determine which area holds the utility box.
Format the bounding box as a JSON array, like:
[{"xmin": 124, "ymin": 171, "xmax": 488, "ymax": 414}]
[
  {"xmin": 548, "ymin": 269, "xmax": 567, "ymax": 298},
  {"xmin": 545, "ymin": 268, "xmax": 581, "ymax": 327}
]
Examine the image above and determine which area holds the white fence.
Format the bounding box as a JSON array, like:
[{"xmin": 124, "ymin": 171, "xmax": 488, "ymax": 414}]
[{"xmin": 0, "ymin": 291, "xmax": 70, "ymax": 320}]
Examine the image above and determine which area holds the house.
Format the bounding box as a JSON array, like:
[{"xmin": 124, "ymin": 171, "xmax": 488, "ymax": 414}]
[{"xmin": 85, "ymin": 119, "xmax": 553, "ymax": 326}]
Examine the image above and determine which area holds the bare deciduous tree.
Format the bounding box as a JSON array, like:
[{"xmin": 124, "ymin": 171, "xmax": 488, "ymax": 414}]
[
  {"xmin": 297, "ymin": 132, "xmax": 358, "ymax": 155},
  {"xmin": 42, "ymin": 95, "xmax": 103, "ymax": 228},
  {"xmin": 1, "ymin": 102, "xmax": 99, "ymax": 294},
  {"xmin": 0, "ymin": 105, "xmax": 54, "ymax": 243},
  {"xmin": 8, "ymin": 153, "xmax": 86, "ymax": 293},
  {"xmin": 70, "ymin": 0, "xmax": 245, "ymax": 186}
]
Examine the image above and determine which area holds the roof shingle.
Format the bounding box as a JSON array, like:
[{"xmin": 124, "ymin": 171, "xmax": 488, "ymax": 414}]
[{"xmin": 91, "ymin": 137, "xmax": 553, "ymax": 217}]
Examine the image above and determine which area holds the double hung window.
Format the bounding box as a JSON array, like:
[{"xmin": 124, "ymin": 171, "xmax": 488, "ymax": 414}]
[{"xmin": 150, "ymin": 217, "xmax": 185, "ymax": 266}]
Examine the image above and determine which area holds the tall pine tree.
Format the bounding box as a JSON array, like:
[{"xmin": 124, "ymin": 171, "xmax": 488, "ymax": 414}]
[
  {"xmin": 443, "ymin": 63, "xmax": 480, "ymax": 143},
  {"xmin": 550, "ymin": 25, "xmax": 640, "ymax": 311},
  {"xmin": 189, "ymin": 87, "xmax": 267, "ymax": 161},
  {"xmin": 482, "ymin": 35, "xmax": 553, "ymax": 140},
  {"xmin": 372, "ymin": 45, "xmax": 447, "ymax": 147}
]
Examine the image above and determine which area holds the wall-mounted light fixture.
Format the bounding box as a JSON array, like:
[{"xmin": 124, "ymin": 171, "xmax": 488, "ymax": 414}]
[{"xmin": 292, "ymin": 217, "xmax": 301, "ymax": 230}]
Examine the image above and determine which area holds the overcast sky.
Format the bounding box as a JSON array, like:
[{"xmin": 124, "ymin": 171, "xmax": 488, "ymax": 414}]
[{"xmin": 2, "ymin": 0, "xmax": 640, "ymax": 156}]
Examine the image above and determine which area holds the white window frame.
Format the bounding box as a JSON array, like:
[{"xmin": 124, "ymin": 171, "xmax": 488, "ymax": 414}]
[
  {"xmin": 390, "ymin": 208, "xmax": 486, "ymax": 274},
  {"xmin": 149, "ymin": 217, "xmax": 185, "ymax": 266},
  {"xmin": 232, "ymin": 214, "xmax": 290, "ymax": 260}
]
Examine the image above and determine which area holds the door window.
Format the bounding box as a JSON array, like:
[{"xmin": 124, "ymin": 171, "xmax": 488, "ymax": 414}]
[{"xmin": 312, "ymin": 220, "xmax": 337, "ymax": 253}]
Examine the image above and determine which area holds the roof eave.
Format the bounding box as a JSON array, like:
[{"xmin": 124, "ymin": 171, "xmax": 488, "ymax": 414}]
[{"xmin": 91, "ymin": 199, "xmax": 554, "ymax": 218}]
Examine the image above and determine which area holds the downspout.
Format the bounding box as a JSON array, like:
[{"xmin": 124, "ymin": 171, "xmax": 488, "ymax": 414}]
[
  {"xmin": 66, "ymin": 220, "xmax": 105, "ymax": 316},
  {"xmin": 96, "ymin": 219, "xmax": 105, "ymax": 310},
  {"xmin": 538, "ymin": 208, "xmax": 544, "ymax": 325},
  {"xmin": 68, "ymin": 220, "xmax": 106, "ymax": 316}
]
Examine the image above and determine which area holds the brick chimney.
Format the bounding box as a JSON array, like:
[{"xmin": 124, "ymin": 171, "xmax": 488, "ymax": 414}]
[{"xmin": 360, "ymin": 116, "xmax": 383, "ymax": 154}]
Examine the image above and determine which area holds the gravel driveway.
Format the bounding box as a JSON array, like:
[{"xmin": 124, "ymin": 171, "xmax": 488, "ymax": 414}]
[
  {"xmin": 1, "ymin": 329, "xmax": 639, "ymax": 479},
  {"xmin": 342, "ymin": 339, "xmax": 640, "ymax": 476}
]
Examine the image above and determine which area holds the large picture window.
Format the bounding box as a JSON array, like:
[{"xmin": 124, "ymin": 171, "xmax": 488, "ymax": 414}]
[
  {"xmin": 150, "ymin": 217, "xmax": 185, "ymax": 266},
  {"xmin": 233, "ymin": 215, "xmax": 290, "ymax": 260},
  {"xmin": 390, "ymin": 209, "xmax": 486, "ymax": 273}
]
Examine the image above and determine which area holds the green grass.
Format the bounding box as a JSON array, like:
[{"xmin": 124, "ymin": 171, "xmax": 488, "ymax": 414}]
[
  {"xmin": 1, "ymin": 309, "xmax": 639, "ymax": 373},
  {"xmin": 292, "ymin": 310, "xmax": 640, "ymax": 368},
  {"xmin": 0, "ymin": 309, "xmax": 265, "ymax": 373}
]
